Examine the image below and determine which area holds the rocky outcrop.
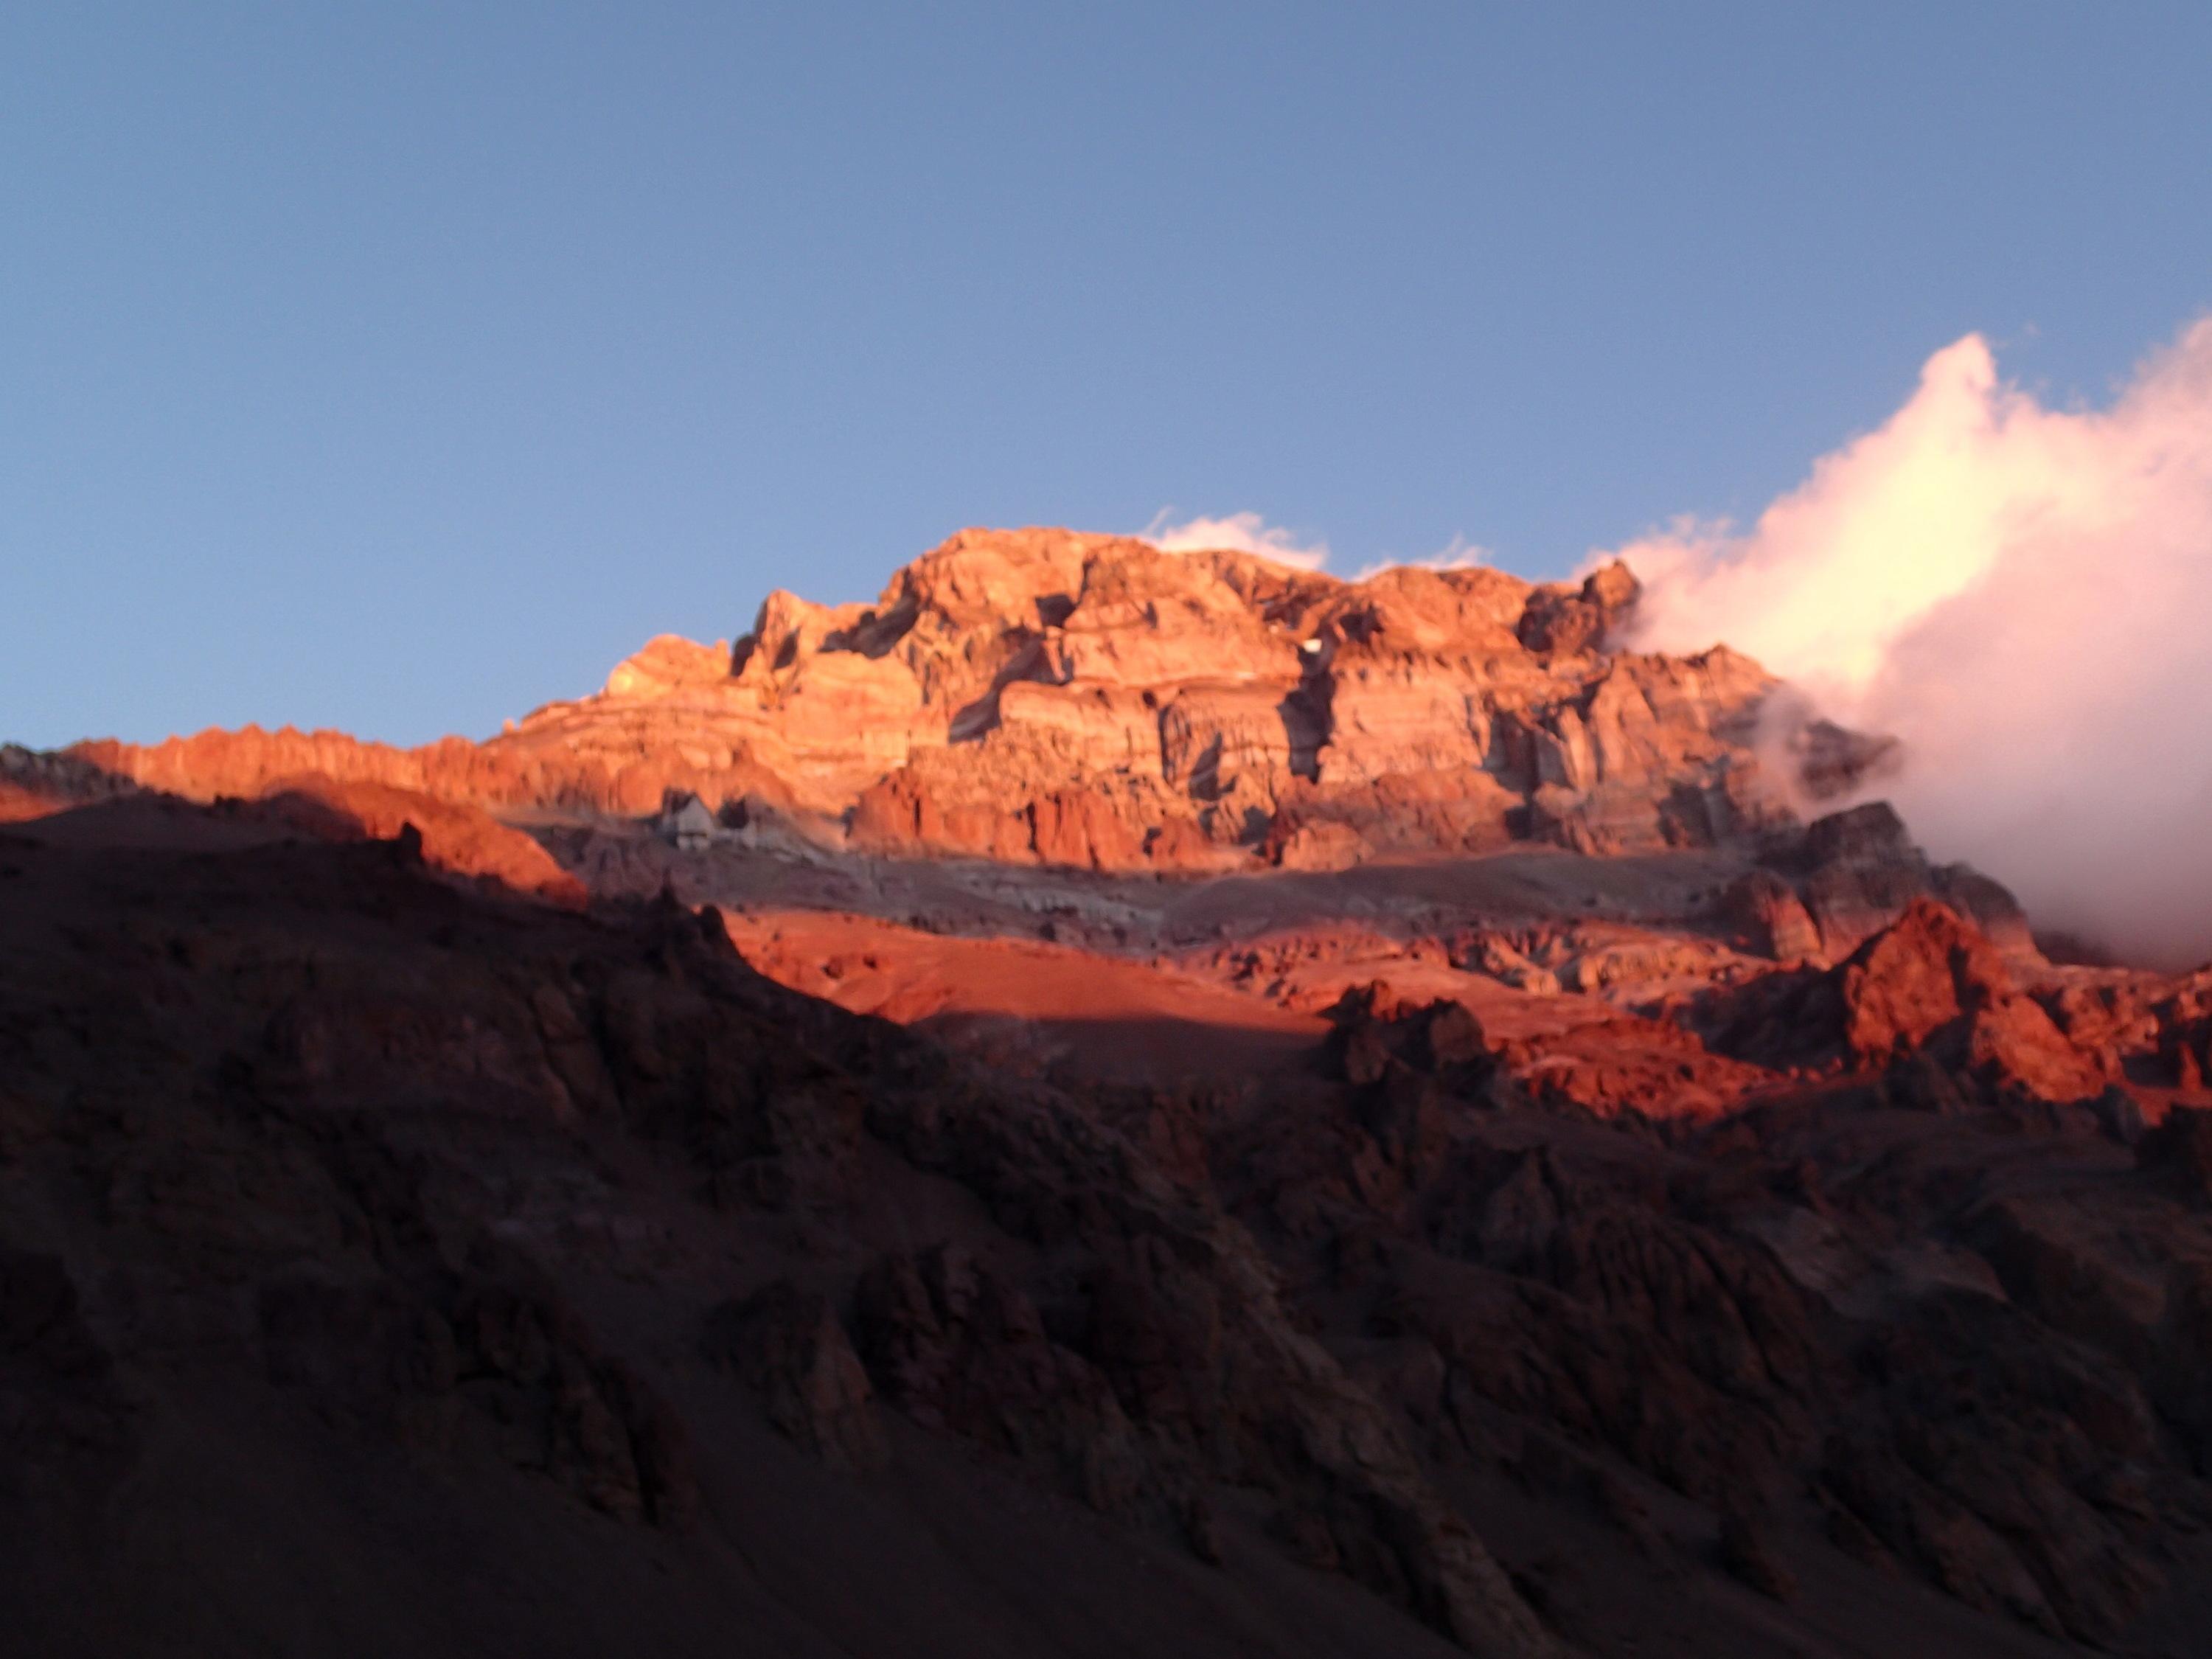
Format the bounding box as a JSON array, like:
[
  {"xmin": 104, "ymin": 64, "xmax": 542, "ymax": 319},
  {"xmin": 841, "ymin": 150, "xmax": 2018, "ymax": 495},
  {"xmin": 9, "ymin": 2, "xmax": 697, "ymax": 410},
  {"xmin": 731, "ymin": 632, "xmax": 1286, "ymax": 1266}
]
[
  {"xmin": 1325, "ymin": 984, "xmax": 1497, "ymax": 1092},
  {"xmin": 1756, "ymin": 802, "xmax": 2037, "ymax": 961},
  {"xmin": 1705, "ymin": 900, "xmax": 2104, "ymax": 1102},
  {"xmin": 1837, "ymin": 902, "xmax": 2098, "ymax": 1099},
  {"xmin": 255, "ymin": 776, "xmax": 588, "ymax": 907},
  {"xmin": 1514, "ymin": 559, "xmax": 1641, "ymax": 657},
  {"xmin": 603, "ymin": 633, "xmax": 735, "ymax": 699},
  {"xmin": 0, "ymin": 742, "xmax": 142, "ymax": 822},
  {"xmin": 1719, "ymin": 869, "xmax": 1822, "ymax": 961},
  {"xmin": 850, "ymin": 1243, "xmax": 1152, "ymax": 1514}
]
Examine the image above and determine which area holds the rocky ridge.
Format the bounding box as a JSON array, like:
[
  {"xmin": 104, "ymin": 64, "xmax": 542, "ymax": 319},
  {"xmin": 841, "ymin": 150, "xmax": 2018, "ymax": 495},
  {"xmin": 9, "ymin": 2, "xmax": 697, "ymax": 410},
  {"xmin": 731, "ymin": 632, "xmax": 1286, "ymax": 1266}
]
[{"xmin": 65, "ymin": 527, "xmax": 1833, "ymax": 871}]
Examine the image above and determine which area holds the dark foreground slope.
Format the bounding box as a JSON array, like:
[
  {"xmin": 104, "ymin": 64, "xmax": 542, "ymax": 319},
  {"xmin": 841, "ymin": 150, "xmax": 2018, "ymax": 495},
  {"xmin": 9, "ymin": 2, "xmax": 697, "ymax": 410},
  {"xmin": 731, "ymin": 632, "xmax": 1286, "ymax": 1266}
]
[
  {"xmin": 4, "ymin": 810, "xmax": 2211, "ymax": 1657},
  {"xmin": 0, "ymin": 813, "xmax": 1552, "ymax": 1659}
]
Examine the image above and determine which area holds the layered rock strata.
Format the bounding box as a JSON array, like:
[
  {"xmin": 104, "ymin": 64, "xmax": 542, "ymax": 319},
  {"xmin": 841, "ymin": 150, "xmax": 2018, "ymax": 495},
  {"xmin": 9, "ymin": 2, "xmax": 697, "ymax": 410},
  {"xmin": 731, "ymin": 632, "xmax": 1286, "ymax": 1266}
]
[{"xmin": 68, "ymin": 528, "xmax": 1818, "ymax": 870}]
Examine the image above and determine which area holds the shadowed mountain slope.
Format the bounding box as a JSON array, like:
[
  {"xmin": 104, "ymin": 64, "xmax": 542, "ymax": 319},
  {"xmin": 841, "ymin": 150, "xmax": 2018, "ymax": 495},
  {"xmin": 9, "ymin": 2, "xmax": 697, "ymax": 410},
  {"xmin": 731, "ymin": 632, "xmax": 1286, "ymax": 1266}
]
[{"xmin": 4, "ymin": 793, "xmax": 2212, "ymax": 1656}]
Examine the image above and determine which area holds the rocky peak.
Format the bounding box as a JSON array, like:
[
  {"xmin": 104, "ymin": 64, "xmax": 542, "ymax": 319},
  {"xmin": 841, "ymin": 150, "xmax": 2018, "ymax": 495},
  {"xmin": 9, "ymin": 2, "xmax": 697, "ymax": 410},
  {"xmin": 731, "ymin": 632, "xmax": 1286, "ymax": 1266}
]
[
  {"xmin": 1515, "ymin": 558, "xmax": 1642, "ymax": 656},
  {"xmin": 603, "ymin": 634, "xmax": 734, "ymax": 698},
  {"xmin": 62, "ymin": 526, "xmax": 1893, "ymax": 877}
]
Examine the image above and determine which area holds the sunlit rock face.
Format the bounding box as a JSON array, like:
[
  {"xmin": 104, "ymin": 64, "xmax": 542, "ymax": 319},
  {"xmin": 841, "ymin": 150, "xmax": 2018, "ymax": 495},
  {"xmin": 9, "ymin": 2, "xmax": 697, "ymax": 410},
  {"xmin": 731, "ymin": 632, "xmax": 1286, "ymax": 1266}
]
[{"xmin": 69, "ymin": 526, "xmax": 1832, "ymax": 869}]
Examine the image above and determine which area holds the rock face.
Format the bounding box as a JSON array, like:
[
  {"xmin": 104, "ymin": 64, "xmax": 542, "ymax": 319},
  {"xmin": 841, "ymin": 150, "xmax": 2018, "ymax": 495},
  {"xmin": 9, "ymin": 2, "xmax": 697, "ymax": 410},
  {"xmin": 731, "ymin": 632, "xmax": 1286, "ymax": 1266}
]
[
  {"xmin": 1719, "ymin": 869, "xmax": 1822, "ymax": 961},
  {"xmin": 66, "ymin": 529, "xmax": 1815, "ymax": 870},
  {"xmin": 1755, "ymin": 801, "xmax": 2036, "ymax": 962}
]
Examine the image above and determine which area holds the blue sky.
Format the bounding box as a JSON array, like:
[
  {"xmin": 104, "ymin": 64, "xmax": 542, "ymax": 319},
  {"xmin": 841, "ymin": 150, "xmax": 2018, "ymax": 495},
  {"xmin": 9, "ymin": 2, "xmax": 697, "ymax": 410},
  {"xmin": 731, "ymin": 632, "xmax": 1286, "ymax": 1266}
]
[{"xmin": 6, "ymin": 3, "xmax": 2209, "ymax": 748}]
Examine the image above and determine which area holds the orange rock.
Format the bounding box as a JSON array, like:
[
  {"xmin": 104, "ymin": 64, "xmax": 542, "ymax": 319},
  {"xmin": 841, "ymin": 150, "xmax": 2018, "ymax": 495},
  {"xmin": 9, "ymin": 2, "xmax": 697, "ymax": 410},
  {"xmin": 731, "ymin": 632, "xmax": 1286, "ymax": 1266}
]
[
  {"xmin": 256, "ymin": 776, "xmax": 587, "ymax": 908},
  {"xmin": 1835, "ymin": 902, "xmax": 2103, "ymax": 1099},
  {"xmin": 62, "ymin": 526, "xmax": 1846, "ymax": 874}
]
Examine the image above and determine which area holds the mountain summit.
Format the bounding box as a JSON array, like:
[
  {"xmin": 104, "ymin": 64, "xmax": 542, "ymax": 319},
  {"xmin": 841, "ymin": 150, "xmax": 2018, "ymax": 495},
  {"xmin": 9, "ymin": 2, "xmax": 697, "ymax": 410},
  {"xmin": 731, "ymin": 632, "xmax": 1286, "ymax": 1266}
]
[{"xmin": 74, "ymin": 527, "xmax": 1870, "ymax": 872}]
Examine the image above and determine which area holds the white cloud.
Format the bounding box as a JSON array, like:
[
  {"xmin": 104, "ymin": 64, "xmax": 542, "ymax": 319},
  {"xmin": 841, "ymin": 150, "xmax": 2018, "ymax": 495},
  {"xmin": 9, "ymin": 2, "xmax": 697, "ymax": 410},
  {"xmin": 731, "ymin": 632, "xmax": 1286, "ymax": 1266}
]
[
  {"xmin": 1620, "ymin": 317, "xmax": 2212, "ymax": 966},
  {"xmin": 1141, "ymin": 509, "xmax": 1331, "ymax": 572}
]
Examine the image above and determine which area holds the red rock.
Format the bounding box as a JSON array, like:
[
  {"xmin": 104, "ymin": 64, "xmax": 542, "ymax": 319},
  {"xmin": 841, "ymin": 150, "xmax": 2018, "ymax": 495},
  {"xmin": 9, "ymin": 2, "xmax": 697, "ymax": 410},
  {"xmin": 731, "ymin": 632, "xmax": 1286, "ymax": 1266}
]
[
  {"xmin": 1515, "ymin": 560, "xmax": 1641, "ymax": 656},
  {"xmin": 1720, "ymin": 869, "xmax": 1822, "ymax": 961},
  {"xmin": 1028, "ymin": 788, "xmax": 1147, "ymax": 871},
  {"xmin": 255, "ymin": 776, "xmax": 587, "ymax": 908},
  {"xmin": 1837, "ymin": 900, "xmax": 2003, "ymax": 1060},
  {"xmin": 1717, "ymin": 900, "xmax": 2104, "ymax": 1102}
]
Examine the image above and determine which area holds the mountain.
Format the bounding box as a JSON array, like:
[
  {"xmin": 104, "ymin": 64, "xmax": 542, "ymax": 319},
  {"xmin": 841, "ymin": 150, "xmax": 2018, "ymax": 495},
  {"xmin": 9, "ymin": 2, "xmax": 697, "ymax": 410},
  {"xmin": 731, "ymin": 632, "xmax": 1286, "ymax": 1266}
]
[
  {"xmin": 62, "ymin": 526, "xmax": 1882, "ymax": 869},
  {"xmin": 7, "ymin": 529, "xmax": 2212, "ymax": 1658}
]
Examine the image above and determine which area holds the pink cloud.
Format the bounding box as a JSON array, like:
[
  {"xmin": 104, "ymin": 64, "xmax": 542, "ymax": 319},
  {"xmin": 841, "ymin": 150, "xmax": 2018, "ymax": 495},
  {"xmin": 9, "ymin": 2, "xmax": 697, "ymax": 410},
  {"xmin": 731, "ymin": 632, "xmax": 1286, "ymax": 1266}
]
[{"xmin": 1621, "ymin": 318, "xmax": 2212, "ymax": 965}]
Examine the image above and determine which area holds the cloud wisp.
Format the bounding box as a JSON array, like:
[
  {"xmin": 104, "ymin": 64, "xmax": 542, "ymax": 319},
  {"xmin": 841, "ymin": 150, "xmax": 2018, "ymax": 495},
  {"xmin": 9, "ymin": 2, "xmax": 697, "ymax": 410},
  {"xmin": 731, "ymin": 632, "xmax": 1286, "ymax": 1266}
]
[
  {"xmin": 1141, "ymin": 512, "xmax": 1492, "ymax": 583},
  {"xmin": 1349, "ymin": 537, "xmax": 1492, "ymax": 581},
  {"xmin": 1619, "ymin": 318, "xmax": 2212, "ymax": 966},
  {"xmin": 1141, "ymin": 510, "xmax": 1332, "ymax": 572}
]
